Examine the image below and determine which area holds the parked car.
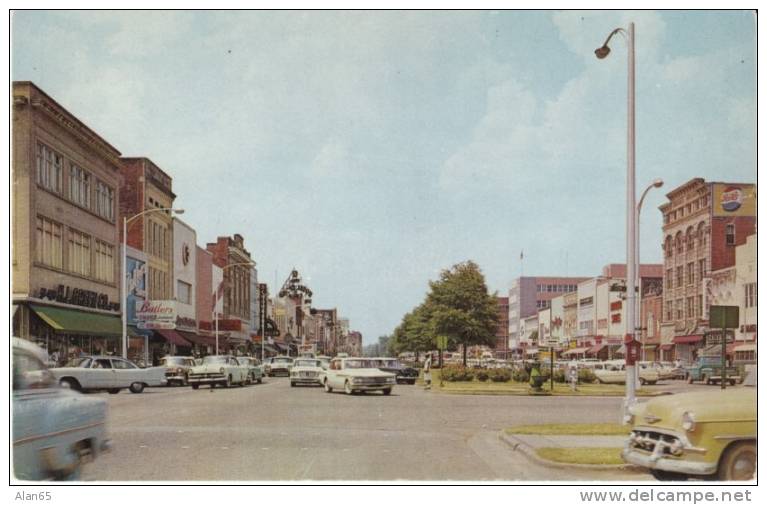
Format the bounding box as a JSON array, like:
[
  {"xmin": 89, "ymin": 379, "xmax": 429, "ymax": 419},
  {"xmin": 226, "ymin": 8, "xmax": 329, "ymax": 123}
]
[
  {"xmin": 268, "ymin": 356, "xmax": 294, "ymax": 377},
  {"xmin": 322, "ymin": 357, "xmax": 396, "ymax": 395},
  {"xmin": 236, "ymin": 356, "xmax": 264, "ymax": 384},
  {"xmin": 656, "ymin": 361, "xmax": 687, "ymax": 380},
  {"xmin": 373, "ymin": 358, "xmax": 419, "ymax": 384},
  {"xmin": 290, "ymin": 358, "xmax": 325, "ymax": 387},
  {"xmin": 13, "ymin": 338, "xmax": 111, "ymax": 480},
  {"xmin": 49, "ymin": 355, "xmax": 167, "ymax": 394},
  {"xmin": 685, "ymin": 356, "xmax": 740, "ymax": 385},
  {"xmin": 637, "ymin": 361, "xmax": 674, "ymax": 381},
  {"xmin": 591, "ymin": 360, "xmax": 660, "ymax": 385},
  {"xmin": 316, "ymin": 356, "xmax": 331, "ymax": 370},
  {"xmin": 622, "ymin": 372, "xmax": 756, "ymax": 481},
  {"xmin": 188, "ymin": 355, "xmax": 249, "ymax": 389},
  {"xmin": 262, "ymin": 357, "xmax": 272, "ymax": 375},
  {"xmin": 159, "ymin": 356, "xmax": 197, "ymax": 386}
]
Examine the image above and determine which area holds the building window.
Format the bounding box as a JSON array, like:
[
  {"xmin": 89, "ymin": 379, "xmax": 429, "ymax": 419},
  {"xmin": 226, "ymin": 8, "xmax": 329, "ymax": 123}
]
[
  {"xmin": 698, "ymin": 259, "xmax": 706, "ymax": 280},
  {"xmin": 177, "ymin": 280, "xmax": 192, "ymax": 304},
  {"xmin": 676, "ymin": 299, "xmax": 684, "ymax": 320},
  {"xmin": 69, "ymin": 164, "xmax": 91, "ymax": 208},
  {"xmin": 36, "ymin": 143, "xmax": 63, "ymax": 193},
  {"xmin": 675, "ymin": 232, "xmax": 684, "ymax": 253},
  {"xmin": 698, "ymin": 222, "xmax": 707, "ymax": 248},
  {"xmin": 676, "ymin": 266, "xmax": 683, "ymax": 287},
  {"xmin": 686, "ymin": 297, "xmax": 694, "ymax": 319},
  {"xmin": 537, "ymin": 284, "xmax": 542, "ymax": 293},
  {"xmin": 68, "ymin": 229, "xmax": 91, "ymax": 277},
  {"xmin": 744, "ymin": 283, "xmax": 756, "ymax": 308},
  {"xmin": 94, "ymin": 240, "xmax": 114, "ymax": 283},
  {"xmin": 664, "ymin": 235, "xmax": 673, "ymax": 258},
  {"xmin": 687, "ymin": 262, "xmax": 695, "ymax": 285},
  {"xmin": 686, "ymin": 227, "xmax": 695, "ymax": 251},
  {"xmin": 95, "ymin": 180, "xmax": 115, "ymax": 221},
  {"xmin": 35, "ymin": 216, "xmax": 63, "ymax": 268},
  {"xmin": 666, "ymin": 269, "xmax": 673, "ymax": 290},
  {"xmin": 725, "ymin": 224, "xmax": 735, "ymax": 245},
  {"xmin": 697, "ymin": 295, "xmax": 703, "ymax": 318},
  {"xmin": 665, "ymin": 300, "xmax": 673, "ymax": 321}
]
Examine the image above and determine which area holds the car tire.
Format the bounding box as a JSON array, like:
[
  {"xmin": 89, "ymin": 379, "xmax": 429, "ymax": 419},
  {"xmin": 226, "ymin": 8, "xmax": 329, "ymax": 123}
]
[
  {"xmin": 192, "ymin": 384, "xmax": 199, "ymax": 390},
  {"xmin": 290, "ymin": 382, "xmax": 296, "ymax": 387},
  {"xmin": 324, "ymin": 380, "xmax": 333, "ymax": 393},
  {"xmin": 409, "ymin": 379, "xmax": 416, "ymax": 385},
  {"xmin": 729, "ymin": 379, "xmax": 737, "ymax": 386},
  {"xmin": 639, "ymin": 378, "xmax": 647, "ymax": 386},
  {"xmin": 129, "ymin": 382, "xmax": 145, "ymax": 394},
  {"xmin": 651, "ymin": 470, "xmax": 689, "ymax": 481},
  {"xmin": 686, "ymin": 374, "xmax": 693, "ymax": 384},
  {"xmin": 703, "ymin": 374, "xmax": 711, "ymax": 385},
  {"xmin": 717, "ymin": 442, "xmax": 756, "ymax": 481},
  {"xmin": 108, "ymin": 388, "xmax": 121, "ymax": 394},
  {"xmin": 383, "ymin": 388, "xmax": 392, "ymax": 395},
  {"xmin": 59, "ymin": 378, "xmax": 81, "ymax": 391},
  {"xmin": 344, "ymin": 381, "xmax": 353, "ymax": 395},
  {"xmin": 225, "ymin": 375, "xmax": 232, "ymax": 388},
  {"xmin": 257, "ymin": 377, "xmax": 262, "ymax": 384},
  {"xmin": 182, "ymin": 374, "xmax": 189, "ymax": 386}
]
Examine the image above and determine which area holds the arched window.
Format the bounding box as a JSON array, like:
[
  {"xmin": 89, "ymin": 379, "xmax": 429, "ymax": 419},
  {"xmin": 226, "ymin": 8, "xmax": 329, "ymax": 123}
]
[
  {"xmin": 675, "ymin": 231, "xmax": 684, "ymax": 254},
  {"xmin": 686, "ymin": 226, "xmax": 695, "ymax": 251},
  {"xmin": 697, "ymin": 222, "xmax": 707, "ymax": 248},
  {"xmin": 664, "ymin": 235, "xmax": 673, "ymax": 258}
]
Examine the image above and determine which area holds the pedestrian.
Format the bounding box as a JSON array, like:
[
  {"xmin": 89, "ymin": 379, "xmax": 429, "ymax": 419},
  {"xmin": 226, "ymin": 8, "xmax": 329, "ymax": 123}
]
[{"xmin": 423, "ymin": 354, "xmax": 432, "ymax": 390}]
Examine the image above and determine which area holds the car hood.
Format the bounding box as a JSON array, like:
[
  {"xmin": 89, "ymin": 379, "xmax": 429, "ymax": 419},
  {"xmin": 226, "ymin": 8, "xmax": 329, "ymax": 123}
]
[
  {"xmin": 190, "ymin": 364, "xmax": 230, "ymax": 373},
  {"xmin": 340, "ymin": 368, "xmax": 395, "ymax": 377},
  {"xmin": 633, "ymin": 388, "xmax": 756, "ymax": 429},
  {"xmin": 292, "ymin": 366, "xmax": 322, "ymax": 372}
]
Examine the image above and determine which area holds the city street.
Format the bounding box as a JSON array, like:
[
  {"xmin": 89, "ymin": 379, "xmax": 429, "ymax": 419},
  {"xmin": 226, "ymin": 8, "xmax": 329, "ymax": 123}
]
[{"xmin": 81, "ymin": 378, "xmax": 656, "ymax": 481}]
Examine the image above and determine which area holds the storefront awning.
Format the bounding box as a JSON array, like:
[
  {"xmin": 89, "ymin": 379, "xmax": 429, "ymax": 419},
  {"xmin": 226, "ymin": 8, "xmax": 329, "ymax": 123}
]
[
  {"xmin": 128, "ymin": 326, "xmax": 153, "ymax": 338},
  {"xmin": 660, "ymin": 344, "xmax": 674, "ymax": 351},
  {"xmin": 563, "ymin": 347, "xmax": 590, "ymax": 356},
  {"xmin": 673, "ymin": 335, "xmax": 704, "ymax": 345},
  {"xmin": 30, "ymin": 304, "xmax": 121, "ymax": 337},
  {"xmin": 179, "ymin": 332, "xmax": 217, "ymax": 347},
  {"xmin": 586, "ymin": 344, "xmax": 605, "ymax": 355},
  {"xmin": 156, "ymin": 329, "xmax": 192, "ymax": 348}
]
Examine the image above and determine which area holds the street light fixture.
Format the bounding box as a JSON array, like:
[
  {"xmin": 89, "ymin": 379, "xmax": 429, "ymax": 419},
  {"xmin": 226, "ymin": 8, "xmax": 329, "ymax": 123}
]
[
  {"xmin": 595, "ymin": 21, "xmax": 638, "ymax": 422},
  {"xmin": 636, "ymin": 178, "xmax": 664, "ymax": 363},
  {"xmin": 122, "ymin": 207, "xmax": 185, "ymax": 360},
  {"xmin": 214, "ymin": 261, "xmax": 256, "ymax": 355}
]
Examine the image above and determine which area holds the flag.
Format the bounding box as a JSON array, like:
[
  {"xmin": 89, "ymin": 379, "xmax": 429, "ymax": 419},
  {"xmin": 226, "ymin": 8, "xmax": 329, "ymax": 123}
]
[{"xmin": 212, "ymin": 280, "xmax": 224, "ymax": 312}]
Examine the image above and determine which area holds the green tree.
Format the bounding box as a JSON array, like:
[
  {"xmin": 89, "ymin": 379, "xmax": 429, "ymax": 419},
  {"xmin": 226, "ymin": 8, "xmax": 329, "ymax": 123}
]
[
  {"xmin": 390, "ymin": 303, "xmax": 435, "ymax": 359},
  {"xmin": 426, "ymin": 261, "xmax": 499, "ymax": 366}
]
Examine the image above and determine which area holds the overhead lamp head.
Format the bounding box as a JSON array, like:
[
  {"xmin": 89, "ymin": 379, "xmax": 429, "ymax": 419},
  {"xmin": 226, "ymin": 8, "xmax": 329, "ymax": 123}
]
[
  {"xmin": 174, "ymin": 209, "xmax": 185, "ymax": 215},
  {"xmin": 652, "ymin": 178, "xmax": 664, "ymax": 188},
  {"xmin": 595, "ymin": 45, "xmax": 611, "ymax": 59}
]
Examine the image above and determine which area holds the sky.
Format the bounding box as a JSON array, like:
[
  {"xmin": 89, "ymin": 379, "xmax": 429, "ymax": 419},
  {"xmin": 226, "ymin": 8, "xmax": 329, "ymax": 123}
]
[{"xmin": 11, "ymin": 10, "xmax": 757, "ymax": 344}]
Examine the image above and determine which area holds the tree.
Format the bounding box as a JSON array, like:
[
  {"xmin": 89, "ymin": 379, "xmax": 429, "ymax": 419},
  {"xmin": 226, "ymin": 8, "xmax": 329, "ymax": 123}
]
[
  {"xmin": 426, "ymin": 261, "xmax": 499, "ymax": 366},
  {"xmin": 390, "ymin": 303, "xmax": 435, "ymax": 359}
]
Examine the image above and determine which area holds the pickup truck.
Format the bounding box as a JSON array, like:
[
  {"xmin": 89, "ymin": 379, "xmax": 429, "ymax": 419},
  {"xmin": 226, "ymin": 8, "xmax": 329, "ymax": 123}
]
[{"xmin": 685, "ymin": 356, "xmax": 740, "ymax": 385}]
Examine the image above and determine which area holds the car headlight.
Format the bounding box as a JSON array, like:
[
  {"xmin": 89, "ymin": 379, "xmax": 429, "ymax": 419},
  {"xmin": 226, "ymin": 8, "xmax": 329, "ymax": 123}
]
[
  {"xmin": 352, "ymin": 378, "xmax": 362, "ymax": 384},
  {"xmin": 220, "ymin": 367, "xmax": 225, "ymax": 373},
  {"xmin": 681, "ymin": 411, "xmax": 696, "ymax": 432},
  {"xmin": 386, "ymin": 377, "xmax": 396, "ymax": 384}
]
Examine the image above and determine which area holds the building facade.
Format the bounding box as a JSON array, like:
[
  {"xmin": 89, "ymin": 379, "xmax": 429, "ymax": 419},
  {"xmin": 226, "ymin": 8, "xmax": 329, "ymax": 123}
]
[
  {"xmin": 494, "ymin": 296, "xmax": 510, "ymax": 358},
  {"xmin": 12, "ymin": 81, "xmax": 123, "ymax": 363}
]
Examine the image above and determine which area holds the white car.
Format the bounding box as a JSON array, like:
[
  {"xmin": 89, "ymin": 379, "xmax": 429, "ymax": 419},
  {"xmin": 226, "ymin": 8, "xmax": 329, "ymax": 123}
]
[
  {"xmin": 268, "ymin": 356, "xmax": 294, "ymax": 377},
  {"xmin": 188, "ymin": 355, "xmax": 249, "ymax": 389},
  {"xmin": 593, "ymin": 360, "xmax": 660, "ymax": 385},
  {"xmin": 290, "ymin": 358, "xmax": 325, "ymax": 387},
  {"xmin": 322, "ymin": 357, "xmax": 396, "ymax": 395},
  {"xmin": 50, "ymin": 356, "xmax": 167, "ymax": 394}
]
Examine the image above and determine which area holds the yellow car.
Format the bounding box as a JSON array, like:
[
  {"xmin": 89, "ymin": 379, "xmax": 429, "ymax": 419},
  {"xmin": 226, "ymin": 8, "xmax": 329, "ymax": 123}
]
[{"xmin": 622, "ymin": 379, "xmax": 756, "ymax": 481}]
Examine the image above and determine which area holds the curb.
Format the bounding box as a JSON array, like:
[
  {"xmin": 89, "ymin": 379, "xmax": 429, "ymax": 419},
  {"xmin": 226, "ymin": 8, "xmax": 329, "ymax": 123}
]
[
  {"xmin": 436, "ymin": 388, "xmax": 667, "ymax": 397},
  {"xmin": 498, "ymin": 432, "xmax": 643, "ymax": 472}
]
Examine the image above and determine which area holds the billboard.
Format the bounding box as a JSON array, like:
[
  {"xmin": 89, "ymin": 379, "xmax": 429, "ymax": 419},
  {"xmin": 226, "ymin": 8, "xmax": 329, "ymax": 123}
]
[
  {"xmin": 137, "ymin": 300, "xmax": 176, "ymax": 329},
  {"xmin": 126, "ymin": 255, "xmax": 147, "ymax": 325},
  {"xmin": 712, "ymin": 184, "xmax": 756, "ymax": 217}
]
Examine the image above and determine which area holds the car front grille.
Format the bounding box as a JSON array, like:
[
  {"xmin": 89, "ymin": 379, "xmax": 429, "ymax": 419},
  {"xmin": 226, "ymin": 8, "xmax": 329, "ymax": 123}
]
[
  {"xmin": 628, "ymin": 429, "xmax": 683, "ymax": 458},
  {"xmin": 300, "ymin": 372, "xmax": 318, "ymax": 378},
  {"xmin": 190, "ymin": 373, "xmax": 225, "ymax": 380},
  {"xmin": 357, "ymin": 377, "xmax": 388, "ymax": 384}
]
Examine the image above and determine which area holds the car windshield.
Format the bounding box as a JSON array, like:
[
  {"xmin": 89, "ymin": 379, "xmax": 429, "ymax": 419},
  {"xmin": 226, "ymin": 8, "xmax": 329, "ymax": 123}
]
[
  {"xmin": 274, "ymin": 358, "xmax": 292, "ymax": 364},
  {"xmin": 161, "ymin": 357, "xmax": 188, "ymax": 366},
  {"xmin": 202, "ymin": 356, "xmax": 229, "ymax": 365},
  {"xmin": 13, "ymin": 350, "xmax": 56, "ymax": 390},
  {"xmin": 378, "ymin": 360, "xmax": 400, "ymax": 368},
  {"xmin": 295, "ymin": 359, "xmax": 320, "ymax": 367},
  {"xmin": 344, "ymin": 359, "xmax": 375, "ymax": 369},
  {"xmin": 64, "ymin": 357, "xmax": 92, "ymax": 368}
]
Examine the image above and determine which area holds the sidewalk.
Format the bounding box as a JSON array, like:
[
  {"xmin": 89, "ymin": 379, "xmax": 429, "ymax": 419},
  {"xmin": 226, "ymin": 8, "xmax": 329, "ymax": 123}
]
[{"xmin": 500, "ymin": 432, "xmax": 639, "ymax": 471}]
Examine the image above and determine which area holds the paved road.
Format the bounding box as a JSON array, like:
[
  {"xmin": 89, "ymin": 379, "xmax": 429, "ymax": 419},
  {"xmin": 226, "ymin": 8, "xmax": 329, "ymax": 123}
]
[{"xmin": 82, "ymin": 378, "xmax": 655, "ymax": 481}]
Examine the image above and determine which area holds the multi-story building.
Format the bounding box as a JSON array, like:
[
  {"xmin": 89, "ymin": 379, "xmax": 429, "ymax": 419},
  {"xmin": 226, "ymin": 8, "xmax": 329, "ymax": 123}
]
[
  {"xmin": 311, "ymin": 308, "xmax": 338, "ymax": 355},
  {"xmin": 192, "ymin": 246, "xmax": 219, "ymax": 355},
  {"xmin": 494, "ymin": 296, "xmax": 510, "ymax": 359},
  {"xmin": 205, "ymin": 234, "xmax": 253, "ymax": 353},
  {"xmin": 659, "ymin": 178, "xmax": 756, "ymax": 363},
  {"xmin": 160, "ymin": 217, "xmax": 197, "ymax": 356},
  {"xmin": 12, "ymin": 81, "xmax": 123, "ymax": 363},
  {"xmin": 508, "ymin": 276, "xmax": 589, "ymax": 350},
  {"xmin": 640, "ymin": 278, "xmax": 664, "ymax": 361}
]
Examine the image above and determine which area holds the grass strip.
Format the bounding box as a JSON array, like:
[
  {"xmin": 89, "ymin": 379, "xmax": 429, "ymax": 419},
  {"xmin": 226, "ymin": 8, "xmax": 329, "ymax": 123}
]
[
  {"xmin": 505, "ymin": 423, "xmax": 630, "ymax": 436},
  {"xmin": 535, "ymin": 447, "xmax": 624, "ymax": 465}
]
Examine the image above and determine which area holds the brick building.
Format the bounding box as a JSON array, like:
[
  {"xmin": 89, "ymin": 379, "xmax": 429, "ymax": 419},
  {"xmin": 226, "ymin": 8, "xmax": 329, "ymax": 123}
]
[
  {"xmin": 659, "ymin": 178, "xmax": 756, "ymax": 363},
  {"xmin": 12, "ymin": 81, "xmax": 123, "ymax": 362},
  {"xmin": 494, "ymin": 296, "xmax": 510, "ymax": 359}
]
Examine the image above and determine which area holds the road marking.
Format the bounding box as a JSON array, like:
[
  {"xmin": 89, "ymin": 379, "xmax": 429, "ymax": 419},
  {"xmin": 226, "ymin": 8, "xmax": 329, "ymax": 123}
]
[
  {"xmin": 181, "ymin": 446, "xmax": 190, "ymax": 449},
  {"xmin": 261, "ymin": 447, "xmax": 270, "ymax": 450},
  {"xmin": 139, "ymin": 445, "xmax": 148, "ymax": 448},
  {"xmin": 221, "ymin": 447, "xmax": 229, "ymax": 450}
]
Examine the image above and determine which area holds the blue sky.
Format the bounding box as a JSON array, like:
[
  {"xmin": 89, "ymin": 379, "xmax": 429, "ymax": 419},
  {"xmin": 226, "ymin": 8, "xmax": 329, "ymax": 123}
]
[{"xmin": 12, "ymin": 10, "xmax": 756, "ymax": 343}]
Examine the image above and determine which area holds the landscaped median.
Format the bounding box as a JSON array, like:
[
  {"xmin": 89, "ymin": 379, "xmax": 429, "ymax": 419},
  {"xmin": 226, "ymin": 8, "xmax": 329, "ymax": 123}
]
[
  {"xmin": 424, "ymin": 369, "xmax": 665, "ymax": 397},
  {"xmin": 501, "ymin": 423, "xmax": 633, "ymax": 470}
]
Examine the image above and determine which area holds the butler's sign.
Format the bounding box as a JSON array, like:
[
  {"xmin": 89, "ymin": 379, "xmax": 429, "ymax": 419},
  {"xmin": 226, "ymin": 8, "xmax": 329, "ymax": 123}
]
[{"xmin": 137, "ymin": 300, "xmax": 176, "ymax": 329}]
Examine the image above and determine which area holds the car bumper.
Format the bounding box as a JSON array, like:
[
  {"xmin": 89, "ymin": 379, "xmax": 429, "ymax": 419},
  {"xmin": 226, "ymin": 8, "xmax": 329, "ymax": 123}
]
[
  {"xmin": 351, "ymin": 383, "xmax": 395, "ymax": 390},
  {"xmin": 270, "ymin": 368, "xmax": 290, "ymax": 375},
  {"xmin": 622, "ymin": 447, "xmax": 716, "ymax": 476},
  {"xmin": 292, "ymin": 378, "xmax": 322, "ymax": 384},
  {"xmin": 188, "ymin": 377, "xmax": 225, "ymax": 384},
  {"xmin": 165, "ymin": 373, "xmax": 186, "ymax": 382}
]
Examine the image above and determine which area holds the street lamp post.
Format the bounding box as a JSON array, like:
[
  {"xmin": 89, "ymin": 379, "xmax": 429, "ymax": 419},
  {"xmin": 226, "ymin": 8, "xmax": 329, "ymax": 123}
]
[
  {"xmin": 213, "ymin": 261, "xmax": 256, "ymax": 355},
  {"xmin": 595, "ymin": 22, "xmax": 638, "ymax": 420},
  {"xmin": 122, "ymin": 207, "xmax": 185, "ymax": 360},
  {"xmin": 636, "ymin": 179, "xmax": 664, "ymax": 362}
]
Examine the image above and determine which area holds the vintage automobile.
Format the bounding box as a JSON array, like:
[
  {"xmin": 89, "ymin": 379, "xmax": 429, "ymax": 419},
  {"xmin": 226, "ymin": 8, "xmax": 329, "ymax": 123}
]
[
  {"xmin": 637, "ymin": 361, "xmax": 674, "ymax": 381},
  {"xmin": 187, "ymin": 355, "xmax": 249, "ymax": 389},
  {"xmin": 289, "ymin": 358, "xmax": 325, "ymax": 387},
  {"xmin": 13, "ymin": 338, "xmax": 111, "ymax": 480},
  {"xmin": 268, "ymin": 356, "xmax": 294, "ymax": 377},
  {"xmin": 622, "ymin": 373, "xmax": 756, "ymax": 481},
  {"xmin": 317, "ymin": 355, "xmax": 331, "ymax": 370},
  {"xmin": 50, "ymin": 355, "xmax": 167, "ymax": 393},
  {"xmin": 592, "ymin": 360, "xmax": 660, "ymax": 385},
  {"xmin": 373, "ymin": 357, "xmax": 419, "ymax": 384},
  {"xmin": 685, "ymin": 356, "xmax": 740, "ymax": 385},
  {"xmin": 236, "ymin": 356, "xmax": 264, "ymax": 384},
  {"xmin": 322, "ymin": 357, "xmax": 397, "ymax": 395},
  {"xmin": 159, "ymin": 355, "xmax": 197, "ymax": 386}
]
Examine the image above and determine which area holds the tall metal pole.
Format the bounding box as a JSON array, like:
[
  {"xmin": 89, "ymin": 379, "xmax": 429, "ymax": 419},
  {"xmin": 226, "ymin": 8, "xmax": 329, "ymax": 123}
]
[
  {"xmin": 122, "ymin": 217, "xmax": 128, "ymax": 359},
  {"xmin": 625, "ymin": 22, "xmax": 637, "ymax": 411},
  {"xmin": 215, "ymin": 287, "xmax": 219, "ymax": 355}
]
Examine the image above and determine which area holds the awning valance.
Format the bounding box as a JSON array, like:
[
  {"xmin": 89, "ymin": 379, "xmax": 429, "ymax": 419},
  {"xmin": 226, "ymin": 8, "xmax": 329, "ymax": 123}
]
[
  {"xmin": 156, "ymin": 329, "xmax": 192, "ymax": 348},
  {"xmin": 660, "ymin": 344, "xmax": 674, "ymax": 351},
  {"xmin": 563, "ymin": 347, "xmax": 590, "ymax": 356},
  {"xmin": 179, "ymin": 332, "xmax": 217, "ymax": 347},
  {"xmin": 586, "ymin": 344, "xmax": 606, "ymax": 355},
  {"xmin": 30, "ymin": 304, "xmax": 121, "ymax": 337},
  {"xmin": 673, "ymin": 335, "xmax": 704, "ymax": 345}
]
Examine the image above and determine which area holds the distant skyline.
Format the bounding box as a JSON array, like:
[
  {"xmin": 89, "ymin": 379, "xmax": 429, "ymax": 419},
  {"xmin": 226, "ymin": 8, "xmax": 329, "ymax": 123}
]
[{"xmin": 11, "ymin": 10, "xmax": 756, "ymax": 343}]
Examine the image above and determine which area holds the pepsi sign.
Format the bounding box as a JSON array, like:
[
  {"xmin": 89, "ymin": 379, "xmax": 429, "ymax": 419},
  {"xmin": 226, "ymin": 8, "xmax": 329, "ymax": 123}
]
[{"xmin": 720, "ymin": 186, "xmax": 743, "ymax": 212}]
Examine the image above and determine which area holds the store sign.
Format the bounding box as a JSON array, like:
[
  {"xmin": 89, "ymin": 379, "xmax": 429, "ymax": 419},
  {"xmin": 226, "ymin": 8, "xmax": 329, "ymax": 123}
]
[
  {"xmin": 175, "ymin": 316, "xmax": 197, "ymax": 332},
  {"xmin": 720, "ymin": 186, "xmax": 743, "ymax": 212},
  {"xmin": 137, "ymin": 300, "xmax": 176, "ymax": 329},
  {"xmin": 38, "ymin": 285, "xmax": 120, "ymax": 311},
  {"xmin": 610, "ymin": 301, "xmax": 622, "ymax": 311},
  {"xmin": 713, "ymin": 184, "xmax": 756, "ymax": 217}
]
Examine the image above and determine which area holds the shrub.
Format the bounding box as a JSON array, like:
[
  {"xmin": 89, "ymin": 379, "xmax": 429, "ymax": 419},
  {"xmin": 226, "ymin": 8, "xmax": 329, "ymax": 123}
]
[
  {"xmin": 489, "ymin": 368, "xmax": 512, "ymax": 382},
  {"xmin": 578, "ymin": 368, "xmax": 597, "ymax": 384},
  {"xmin": 512, "ymin": 369, "xmax": 530, "ymax": 383},
  {"xmin": 552, "ymin": 369, "xmax": 566, "ymax": 383},
  {"xmin": 442, "ymin": 365, "xmax": 474, "ymax": 382},
  {"xmin": 476, "ymin": 370, "xmax": 490, "ymax": 382}
]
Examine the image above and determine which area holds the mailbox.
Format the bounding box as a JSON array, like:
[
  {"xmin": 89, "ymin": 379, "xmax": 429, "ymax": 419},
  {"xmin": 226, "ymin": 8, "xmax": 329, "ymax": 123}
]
[{"xmin": 625, "ymin": 337, "xmax": 641, "ymax": 365}]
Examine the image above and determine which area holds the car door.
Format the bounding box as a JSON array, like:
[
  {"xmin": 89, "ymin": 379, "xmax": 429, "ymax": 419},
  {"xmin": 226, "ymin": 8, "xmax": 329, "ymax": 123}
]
[
  {"xmin": 328, "ymin": 359, "xmax": 341, "ymax": 388},
  {"xmin": 110, "ymin": 357, "xmax": 141, "ymax": 387},
  {"xmin": 91, "ymin": 358, "xmax": 117, "ymax": 388}
]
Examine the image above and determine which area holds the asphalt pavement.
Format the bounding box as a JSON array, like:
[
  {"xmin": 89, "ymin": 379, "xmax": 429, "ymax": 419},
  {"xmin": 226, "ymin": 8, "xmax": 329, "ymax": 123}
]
[{"xmin": 81, "ymin": 377, "xmax": 661, "ymax": 481}]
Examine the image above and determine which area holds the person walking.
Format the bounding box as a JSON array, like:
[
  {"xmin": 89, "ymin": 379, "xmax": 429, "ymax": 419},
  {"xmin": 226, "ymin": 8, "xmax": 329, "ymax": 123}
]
[{"xmin": 423, "ymin": 354, "xmax": 432, "ymax": 390}]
